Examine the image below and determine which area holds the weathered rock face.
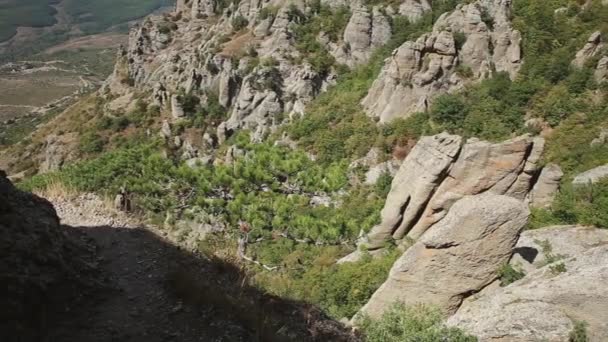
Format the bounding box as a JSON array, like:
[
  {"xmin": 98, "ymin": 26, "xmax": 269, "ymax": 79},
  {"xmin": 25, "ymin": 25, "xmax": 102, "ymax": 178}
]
[
  {"xmin": 352, "ymin": 133, "xmax": 462, "ymax": 253},
  {"xmin": 510, "ymin": 225, "xmax": 608, "ymax": 273},
  {"xmin": 357, "ymin": 193, "xmax": 530, "ymax": 319},
  {"xmin": 408, "ymin": 135, "xmax": 542, "ymax": 239},
  {"xmin": 329, "ymin": 4, "xmax": 392, "ymax": 67},
  {"xmin": 572, "ymin": 31, "xmax": 604, "ymax": 68},
  {"xmin": 0, "ymin": 171, "xmax": 94, "ymax": 340},
  {"xmin": 104, "ymin": 0, "xmax": 335, "ymax": 145},
  {"xmin": 573, "ymin": 164, "xmax": 608, "ymax": 185},
  {"xmin": 529, "ymin": 163, "xmax": 563, "ymax": 208},
  {"xmin": 399, "ymin": 0, "xmax": 432, "ymax": 23},
  {"xmin": 448, "ymin": 245, "xmax": 608, "ymax": 342},
  {"xmin": 363, "ymin": 0, "xmax": 522, "ymax": 122},
  {"xmin": 344, "ymin": 133, "xmax": 544, "ymax": 259},
  {"xmin": 39, "ymin": 134, "xmax": 69, "ymax": 173},
  {"xmin": 595, "ymin": 56, "xmax": 608, "ymax": 83}
]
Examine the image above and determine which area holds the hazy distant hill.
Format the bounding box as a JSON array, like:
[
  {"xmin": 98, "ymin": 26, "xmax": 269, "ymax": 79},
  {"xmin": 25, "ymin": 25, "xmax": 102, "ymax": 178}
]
[{"xmin": 0, "ymin": 0, "xmax": 172, "ymax": 60}]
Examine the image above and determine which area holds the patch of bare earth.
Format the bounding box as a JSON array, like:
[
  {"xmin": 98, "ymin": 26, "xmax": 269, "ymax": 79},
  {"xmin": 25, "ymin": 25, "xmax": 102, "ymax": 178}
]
[{"xmin": 44, "ymin": 33, "xmax": 128, "ymax": 55}]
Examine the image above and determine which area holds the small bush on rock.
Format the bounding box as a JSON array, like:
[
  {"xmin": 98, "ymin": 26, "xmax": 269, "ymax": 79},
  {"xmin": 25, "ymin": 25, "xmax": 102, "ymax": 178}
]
[{"xmin": 359, "ymin": 304, "xmax": 477, "ymax": 342}]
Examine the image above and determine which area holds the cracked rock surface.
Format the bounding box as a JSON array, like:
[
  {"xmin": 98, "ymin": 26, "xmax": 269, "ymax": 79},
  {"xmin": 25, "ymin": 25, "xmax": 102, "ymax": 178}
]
[{"xmin": 357, "ymin": 193, "xmax": 529, "ymax": 319}]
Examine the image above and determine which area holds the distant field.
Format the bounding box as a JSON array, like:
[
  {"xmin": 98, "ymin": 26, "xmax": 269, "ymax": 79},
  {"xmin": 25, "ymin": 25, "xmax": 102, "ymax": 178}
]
[
  {"xmin": 63, "ymin": 0, "xmax": 172, "ymax": 34},
  {"xmin": 0, "ymin": 0, "xmax": 59, "ymax": 42},
  {"xmin": 0, "ymin": 0, "xmax": 171, "ymax": 43}
]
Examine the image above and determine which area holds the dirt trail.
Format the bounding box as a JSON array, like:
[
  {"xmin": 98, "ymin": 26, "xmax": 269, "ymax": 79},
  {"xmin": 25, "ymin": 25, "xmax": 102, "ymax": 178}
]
[{"xmin": 45, "ymin": 194, "xmax": 250, "ymax": 342}]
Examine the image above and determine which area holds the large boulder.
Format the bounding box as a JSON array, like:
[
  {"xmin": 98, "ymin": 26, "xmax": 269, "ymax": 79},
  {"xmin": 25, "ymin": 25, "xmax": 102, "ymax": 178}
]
[
  {"xmin": 448, "ymin": 245, "xmax": 608, "ymax": 342},
  {"xmin": 529, "ymin": 163, "xmax": 563, "ymax": 208},
  {"xmin": 355, "ymin": 133, "xmax": 462, "ymax": 252},
  {"xmin": 407, "ymin": 135, "xmax": 543, "ymax": 239},
  {"xmin": 357, "ymin": 193, "xmax": 530, "ymax": 319},
  {"xmin": 572, "ymin": 164, "xmax": 608, "ymax": 185},
  {"xmin": 343, "ymin": 134, "xmax": 543, "ymax": 262},
  {"xmin": 510, "ymin": 225, "xmax": 608, "ymax": 273}
]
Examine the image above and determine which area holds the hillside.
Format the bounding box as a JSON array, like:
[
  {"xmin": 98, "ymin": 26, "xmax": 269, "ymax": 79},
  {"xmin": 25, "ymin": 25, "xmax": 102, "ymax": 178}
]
[
  {"xmin": 3, "ymin": 0, "xmax": 608, "ymax": 340},
  {"xmin": 0, "ymin": 0, "xmax": 172, "ymax": 59}
]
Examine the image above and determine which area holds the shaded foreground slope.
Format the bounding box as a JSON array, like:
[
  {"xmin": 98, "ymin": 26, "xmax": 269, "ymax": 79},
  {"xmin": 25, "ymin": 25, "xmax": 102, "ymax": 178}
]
[{"xmin": 0, "ymin": 173, "xmax": 357, "ymax": 341}]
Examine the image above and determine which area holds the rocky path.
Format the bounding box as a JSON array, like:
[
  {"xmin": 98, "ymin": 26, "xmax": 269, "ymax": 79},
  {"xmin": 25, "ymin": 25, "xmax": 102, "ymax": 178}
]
[{"xmin": 45, "ymin": 194, "xmax": 251, "ymax": 342}]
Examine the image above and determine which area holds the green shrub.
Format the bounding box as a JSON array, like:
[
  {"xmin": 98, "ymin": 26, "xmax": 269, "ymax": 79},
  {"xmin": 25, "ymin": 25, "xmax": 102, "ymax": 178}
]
[
  {"xmin": 430, "ymin": 94, "xmax": 468, "ymax": 128},
  {"xmin": 498, "ymin": 263, "xmax": 525, "ymax": 286},
  {"xmin": 549, "ymin": 262, "xmax": 567, "ymax": 275},
  {"xmin": 255, "ymin": 247, "xmax": 398, "ymax": 319},
  {"xmin": 359, "ymin": 304, "xmax": 477, "ymax": 342},
  {"xmin": 569, "ymin": 321, "xmax": 589, "ymax": 342},
  {"xmin": 231, "ymin": 15, "xmax": 249, "ymax": 31},
  {"xmin": 79, "ymin": 132, "xmax": 106, "ymax": 154}
]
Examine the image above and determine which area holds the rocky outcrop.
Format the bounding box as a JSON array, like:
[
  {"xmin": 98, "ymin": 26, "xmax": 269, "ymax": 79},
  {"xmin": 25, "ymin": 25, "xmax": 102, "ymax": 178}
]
[
  {"xmin": 595, "ymin": 56, "xmax": 608, "ymax": 83},
  {"xmin": 510, "ymin": 225, "xmax": 608, "ymax": 273},
  {"xmin": 572, "ymin": 164, "xmax": 608, "ymax": 185},
  {"xmin": 357, "ymin": 193, "xmax": 529, "ymax": 319},
  {"xmin": 407, "ymin": 135, "xmax": 542, "ymax": 239},
  {"xmin": 329, "ymin": 4, "xmax": 392, "ymax": 67},
  {"xmin": 399, "ymin": 0, "xmax": 432, "ymax": 23},
  {"xmin": 572, "ymin": 31, "xmax": 604, "ymax": 68},
  {"xmin": 448, "ymin": 245, "xmax": 608, "ymax": 341},
  {"xmin": 346, "ymin": 133, "xmax": 462, "ymax": 255},
  {"xmin": 529, "ymin": 163, "xmax": 563, "ymax": 208},
  {"xmin": 104, "ymin": 1, "xmax": 339, "ymax": 147},
  {"xmin": 39, "ymin": 134, "xmax": 69, "ymax": 173},
  {"xmin": 590, "ymin": 127, "xmax": 608, "ymax": 146},
  {"xmin": 363, "ymin": 0, "xmax": 522, "ymax": 122},
  {"xmin": 343, "ymin": 133, "xmax": 544, "ymax": 260},
  {"xmin": 0, "ymin": 171, "xmax": 95, "ymax": 340}
]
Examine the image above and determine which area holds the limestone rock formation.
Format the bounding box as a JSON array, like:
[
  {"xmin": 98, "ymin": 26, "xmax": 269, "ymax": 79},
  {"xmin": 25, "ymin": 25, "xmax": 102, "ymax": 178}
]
[
  {"xmin": 104, "ymin": 0, "xmax": 337, "ymax": 148},
  {"xmin": 448, "ymin": 245, "xmax": 608, "ymax": 341},
  {"xmin": 330, "ymin": 3, "xmax": 392, "ymax": 67},
  {"xmin": 572, "ymin": 31, "xmax": 604, "ymax": 68},
  {"xmin": 355, "ymin": 133, "xmax": 462, "ymax": 252},
  {"xmin": 510, "ymin": 225, "xmax": 608, "ymax": 273},
  {"xmin": 344, "ymin": 133, "xmax": 544, "ymax": 261},
  {"xmin": 529, "ymin": 163, "xmax": 563, "ymax": 208},
  {"xmin": 40, "ymin": 134, "xmax": 70, "ymax": 173},
  {"xmin": 362, "ymin": 0, "xmax": 522, "ymax": 122},
  {"xmin": 595, "ymin": 56, "xmax": 608, "ymax": 83},
  {"xmin": 572, "ymin": 164, "xmax": 608, "ymax": 185},
  {"xmin": 399, "ymin": 0, "xmax": 432, "ymax": 23},
  {"xmin": 357, "ymin": 193, "xmax": 530, "ymax": 319}
]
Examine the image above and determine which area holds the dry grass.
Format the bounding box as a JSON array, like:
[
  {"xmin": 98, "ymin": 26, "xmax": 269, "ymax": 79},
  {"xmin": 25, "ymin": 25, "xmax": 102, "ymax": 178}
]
[
  {"xmin": 220, "ymin": 31, "xmax": 255, "ymax": 57},
  {"xmin": 32, "ymin": 178, "xmax": 79, "ymax": 201},
  {"xmin": 32, "ymin": 178, "xmax": 119, "ymax": 215}
]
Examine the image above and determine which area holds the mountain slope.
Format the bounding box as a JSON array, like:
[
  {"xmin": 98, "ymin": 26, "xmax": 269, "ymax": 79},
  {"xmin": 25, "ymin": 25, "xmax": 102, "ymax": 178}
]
[{"xmin": 4, "ymin": 0, "xmax": 608, "ymax": 340}]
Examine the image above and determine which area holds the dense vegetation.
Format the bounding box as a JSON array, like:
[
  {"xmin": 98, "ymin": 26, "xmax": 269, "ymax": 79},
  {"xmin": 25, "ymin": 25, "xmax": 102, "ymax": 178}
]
[{"xmin": 359, "ymin": 304, "xmax": 477, "ymax": 341}]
